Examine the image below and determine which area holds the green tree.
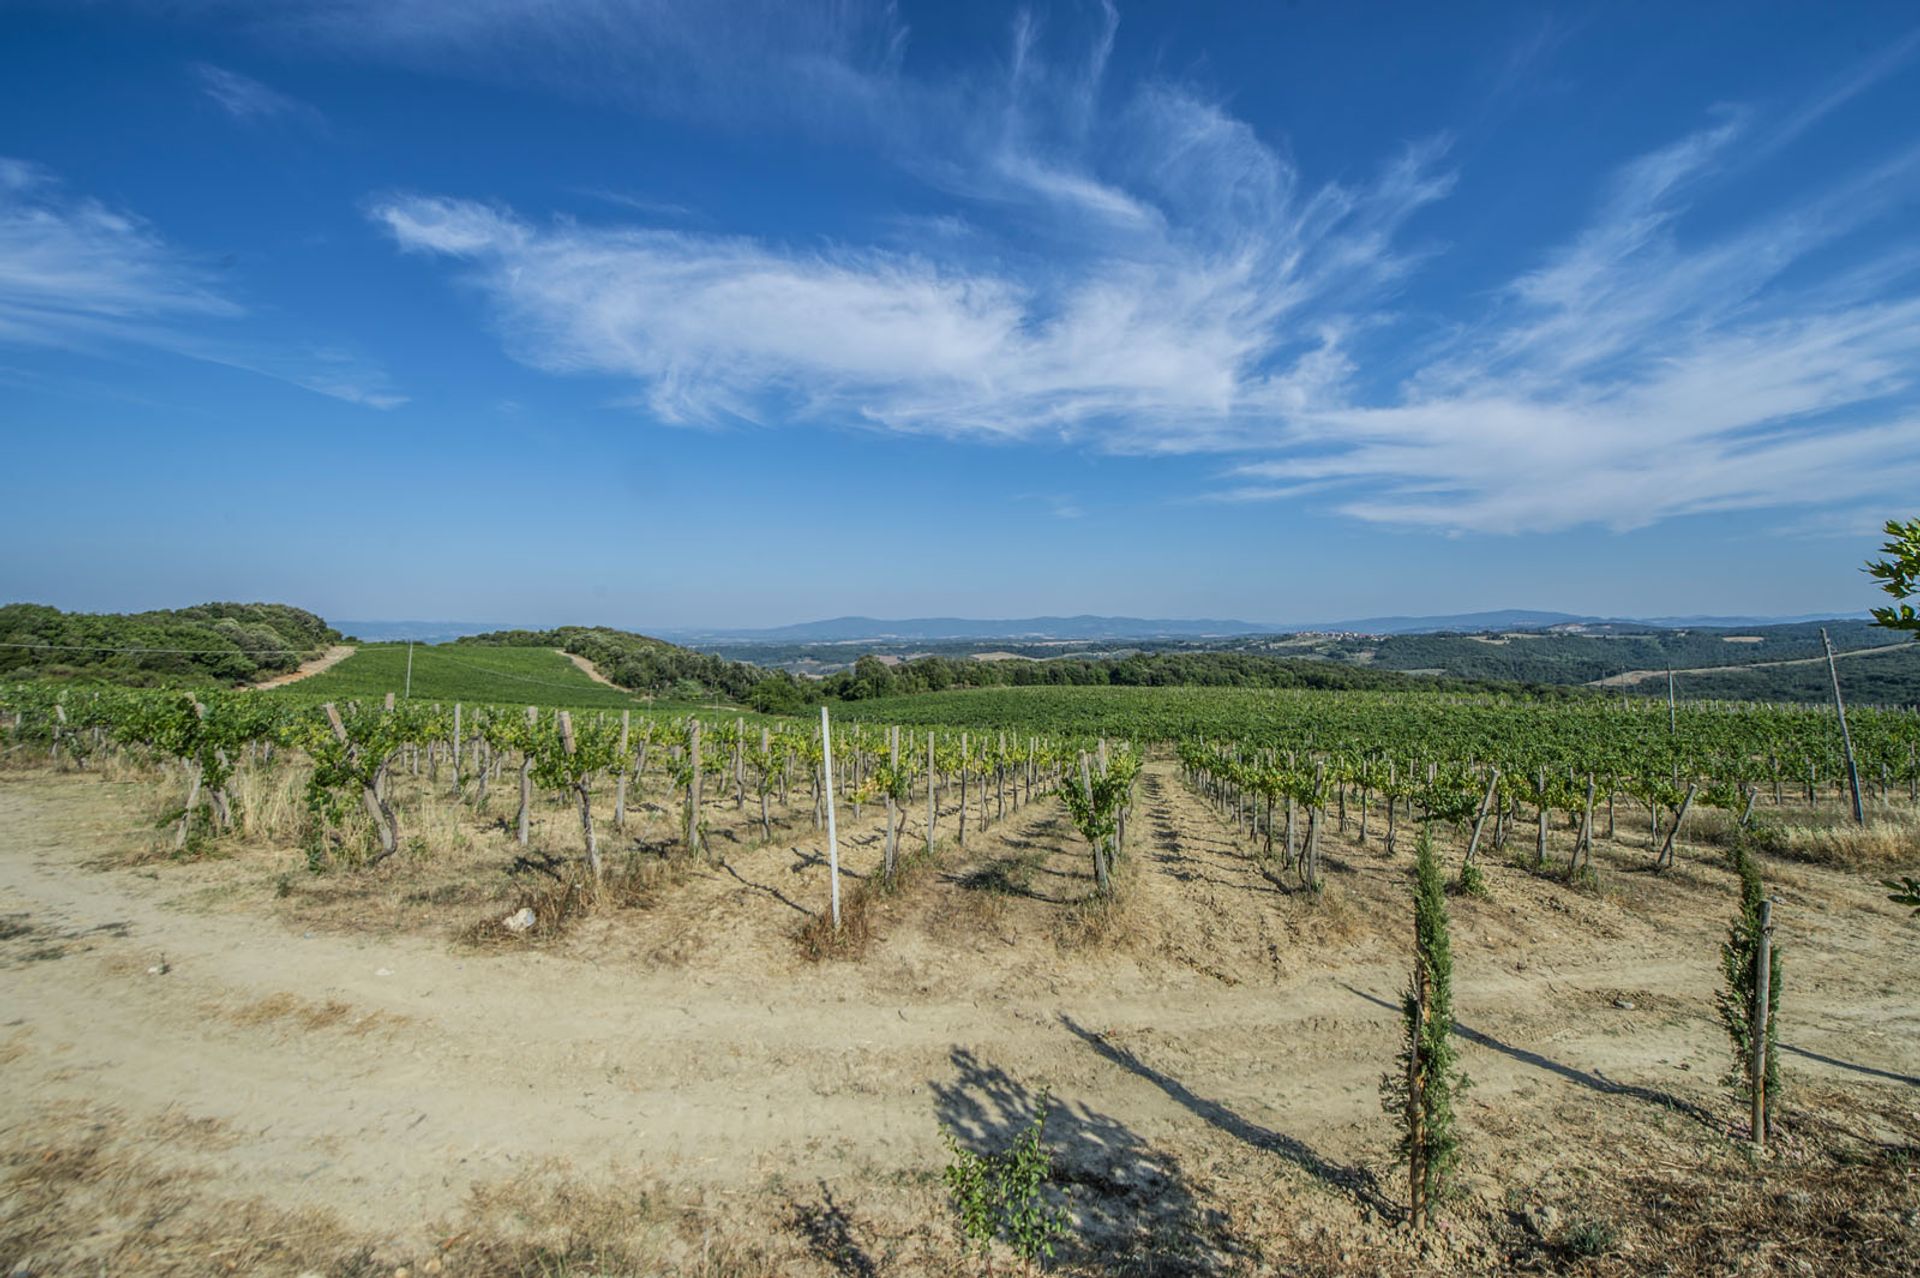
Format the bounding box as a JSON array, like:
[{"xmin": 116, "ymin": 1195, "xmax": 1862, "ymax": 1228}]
[
  {"xmin": 1716, "ymin": 844, "xmax": 1782, "ymax": 1143},
  {"xmin": 1381, "ymin": 829, "xmax": 1466, "ymax": 1229},
  {"xmin": 1865, "ymin": 515, "xmax": 1920, "ymax": 634}
]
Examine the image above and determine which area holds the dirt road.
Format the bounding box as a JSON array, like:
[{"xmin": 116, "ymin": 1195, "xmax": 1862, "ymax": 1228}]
[
  {"xmin": 248, "ymin": 643, "xmax": 356, "ymax": 689},
  {"xmin": 3, "ymin": 761, "xmax": 1916, "ymax": 1272},
  {"xmin": 1589, "ymin": 640, "xmax": 1912, "ymax": 687}
]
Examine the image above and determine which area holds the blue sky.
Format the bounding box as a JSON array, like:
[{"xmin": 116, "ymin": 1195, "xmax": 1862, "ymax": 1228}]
[{"xmin": 3, "ymin": 1, "xmax": 1918, "ymax": 629}]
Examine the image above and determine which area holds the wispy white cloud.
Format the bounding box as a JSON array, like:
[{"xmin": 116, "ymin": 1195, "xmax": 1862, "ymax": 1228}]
[
  {"xmin": 1229, "ymin": 104, "xmax": 1920, "ymax": 533},
  {"xmin": 220, "ymin": 0, "xmax": 910, "ymax": 135},
  {"xmin": 192, "ymin": 63, "xmax": 327, "ymax": 129},
  {"xmin": 368, "ymin": 7, "xmax": 1448, "ymax": 449},
  {"xmin": 0, "ymin": 158, "xmax": 400, "ymax": 407},
  {"xmin": 322, "ymin": 2, "xmax": 1920, "ymax": 534}
]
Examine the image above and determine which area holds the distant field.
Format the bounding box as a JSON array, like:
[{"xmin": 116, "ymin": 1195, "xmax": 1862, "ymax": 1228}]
[{"xmin": 276, "ymin": 643, "xmax": 652, "ymax": 709}]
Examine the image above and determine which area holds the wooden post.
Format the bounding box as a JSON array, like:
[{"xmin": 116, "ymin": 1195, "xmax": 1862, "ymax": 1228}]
[
  {"xmin": 926, "ymin": 731, "xmax": 937, "ymax": 854},
  {"xmin": 517, "ymin": 705, "xmax": 535, "ymax": 846},
  {"xmin": 323, "ymin": 702, "xmax": 397, "ymax": 858},
  {"xmin": 1573, "ymin": 773, "xmax": 1596, "ymax": 874},
  {"xmin": 1655, "ymin": 782, "xmax": 1697, "ymax": 871},
  {"xmin": 1821, "ymin": 629, "xmax": 1865, "ymax": 824},
  {"xmin": 614, "ymin": 709, "xmax": 630, "ymax": 831},
  {"xmin": 821, "ymin": 707, "xmax": 841, "ymax": 931},
  {"xmin": 404, "ymin": 640, "xmax": 413, "ymax": 700},
  {"xmin": 1080, "ymin": 751, "xmax": 1110, "ymax": 896},
  {"xmin": 558, "ymin": 710, "xmax": 600, "ymax": 880},
  {"xmin": 884, "ymin": 724, "xmax": 900, "ymax": 878},
  {"xmin": 958, "ymin": 733, "xmax": 968, "ymax": 849},
  {"xmin": 1751, "ymin": 898, "xmax": 1774, "ymax": 1154},
  {"xmin": 1534, "ymin": 766, "xmax": 1548, "ymax": 868},
  {"xmin": 687, "ymin": 718, "xmax": 703, "ymax": 857},
  {"xmin": 1464, "ymin": 768, "xmax": 1499, "ymax": 868}
]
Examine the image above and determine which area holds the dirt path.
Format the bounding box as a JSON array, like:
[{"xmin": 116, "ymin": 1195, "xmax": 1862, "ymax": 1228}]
[
  {"xmin": 3, "ymin": 761, "xmax": 1917, "ymax": 1270},
  {"xmin": 248, "ymin": 643, "xmax": 355, "ymax": 689},
  {"xmin": 1589, "ymin": 640, "xmax": 1912, "ymax": 687},
  {"xmin": 560, "ymin": 649, "xmax": 619, "ymax": 687}
]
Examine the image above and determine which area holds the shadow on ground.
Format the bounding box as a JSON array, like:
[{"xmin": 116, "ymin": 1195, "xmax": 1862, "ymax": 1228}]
[{"xmin": 930, "ymin": 1046, "xmax": 1256, "ymax": 1275}]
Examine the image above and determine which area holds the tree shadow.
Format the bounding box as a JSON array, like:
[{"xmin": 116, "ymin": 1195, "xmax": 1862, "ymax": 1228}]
[
  {"xmin": 1338, "ymin": 983, "xmax": 1715, "ymax": 1127},
  {"xmin": 1781, "ymin": 1042, "xmax": 1920, "ymax": 1087},
  {"xmin": 717, "ymin": 857, "xmax": 813, "ymax": 917},
  {"xmin": 930, "ymin": 1047, "xmax": 1253, "ymax": 1275},
  {"xmin": 789, "ymin": 847, "xmax": 867, "ymax": 881},
  {"xmin": 1057, "ymin": 1016, "xmax": 1389, "ymax": 1214},
  {"xmin": 786, "ymin": 1180, "xmax": 878, "ymax": 1278}
]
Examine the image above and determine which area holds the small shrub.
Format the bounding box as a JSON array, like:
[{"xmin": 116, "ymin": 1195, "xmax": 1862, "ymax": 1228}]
[
  {"xmin": 1454, "ymin": 860, "xmax": 1489, "ymax": 898},
  {"xmin": 941, "ymin": 1089, "xmax": 1070, "ymax": 1269},
  {"xmin": 1558, "ymin": 1215, "xmax": 1618, "ymax": 1257}
]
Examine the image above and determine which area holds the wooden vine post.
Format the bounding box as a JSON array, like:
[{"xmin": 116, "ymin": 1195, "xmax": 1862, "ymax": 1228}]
[
  {"xmin": 821, "ymin": 706, "xmax": 841, "ymax": 931},
  {"xmin": 322, "ymin": 702, "xmax": 397, "ymax": 859},
  {"xmin": 926, "ymin": 731, "xmax": 936, "ymax": 855},
  {"xmin": 451, "ymin": 703, "xmax": 463, "ymax": 797},
  {"xmin": 884, "ymin": 724, "xmax": 900, "ymax": 878},
  {"xmin": 1079, "ymin": 751, "xmax": 1111, "ymax": 896},
  {"xmin": 687, "ymin": 718, "xmax": 703, "ymax": 857},
  {"xmin": 1654, "ymin": 782, "xmax": 1698, "ymax": 871},
  {"xmin": 517, "ymin": 705, "xmax": 535, "ymax": 846},
  {"xmin": 614, "ymin": 708, "xmax": 630, "ymax": 830},
  {"xmin": 1463, "ymin": 767, "xmax": 1499, "ymax": 869},
  {"xmin": 558, "ymin": 710, "xmax": 601, "ymax": 881},
  {"xmin": 1820, "ymin": 629, "xmax": 1865, "ymax": 824}
]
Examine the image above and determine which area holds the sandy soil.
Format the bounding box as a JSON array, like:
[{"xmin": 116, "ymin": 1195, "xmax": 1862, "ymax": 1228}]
[
  {"xmin": 560, "ymin": 649, "xmax": 620, "ymax": 687},
  {"xmin": 249, "ymin": 643, "xmax": 356, "ymax": 689},
  {"xmin": 2, "ymin": 759, "xmax": 1917, "ymax": 1274}
]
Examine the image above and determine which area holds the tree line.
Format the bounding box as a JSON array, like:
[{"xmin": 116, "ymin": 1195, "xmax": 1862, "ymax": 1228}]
[{"xmin": 0, "ymin": 602, "xmax": 339, "ymax": 686}]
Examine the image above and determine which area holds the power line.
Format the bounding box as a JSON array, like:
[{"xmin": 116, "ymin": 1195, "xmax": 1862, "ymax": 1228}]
[{"xmin": 0, "ymin": 641, "xmax": 321, "ymax": 656}]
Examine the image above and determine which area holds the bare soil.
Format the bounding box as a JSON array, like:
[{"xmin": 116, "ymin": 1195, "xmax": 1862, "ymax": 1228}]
[
  {"xmin": 562, "ymin": 649, "xmax": 619, "ymax": 687},
  {"xmin": 2, "ymin": 758, "xmax": 1917, "ymax": 1275},
  {"xmin": 249, "ymin": 644, "xmax": 357, "ymax": 689}
]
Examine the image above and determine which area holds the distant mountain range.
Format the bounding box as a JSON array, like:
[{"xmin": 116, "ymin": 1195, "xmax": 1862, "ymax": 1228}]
[
  {"xmin": 663, "ymin": 609, "xmax": 1870, "ymax": 644},
  {"xmin": 331, "ymin": 610, "xmax": 1871, "ymax": 646}
]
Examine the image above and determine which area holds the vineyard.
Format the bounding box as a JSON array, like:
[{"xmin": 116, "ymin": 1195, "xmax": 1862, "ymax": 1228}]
[
  {"xmin": 1, "ymin": 670, "xmax": 1917, "ymax": 1274},
  {"xmin": 278, "ymin": 642, "xmax": 658, "ymax": 709}
]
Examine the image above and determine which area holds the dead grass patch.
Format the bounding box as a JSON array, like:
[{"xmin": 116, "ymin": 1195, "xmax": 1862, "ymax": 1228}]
[
  {"xmin": 212, "ymin": 992, "xmax": 404, "ymax": 1036},
  {"xmin": 1487, "ymin": 1085, "xmax": 1920, "ymax": 1275},
  {"xmin": 0, "ymin": 1105, "xmax": 783, "ymax": 1277},
  {"xmin": 796, "ymin": 847, "xmax": 941, "ymax": 962},
  {"xmin": 1757, "ymin": 814, "xmax": 1920, "ymax": 870},
  {"xmin": 456, "ymin": 851, "xmax": 693, "ymax": 950}
]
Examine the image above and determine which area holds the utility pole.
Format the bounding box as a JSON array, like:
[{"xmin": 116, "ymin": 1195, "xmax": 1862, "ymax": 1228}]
[{"xmin": 404, "ymin": 640, "xmax": 414, "ymax": 700}]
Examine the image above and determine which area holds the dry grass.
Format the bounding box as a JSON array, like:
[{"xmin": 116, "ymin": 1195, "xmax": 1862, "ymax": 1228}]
[
  {"xmin": 1681, "ymin": 802, "xmax": 1919, "ymax": 870},
  {"xmin": 456, "ymin": 850, "xmax": 694, "ymax": 949},
  {"xmin": 0, "ymin": 1105, "xmax": 784, "ymax": 1278},
  {"xmin": 212, "ymin": 991, "xmax": 405, "ymax": 1036},
  {"xmin": 1478, "ymin": 1085, "xmax": 1920, "ymax": 1275},
  {"xmin": 1761, "ymin": 815, "xmax": 1920, "ymax": 869},
  {"xmin": 796, "ymin": 860, "xmax": 901, "ymax": 962}
]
